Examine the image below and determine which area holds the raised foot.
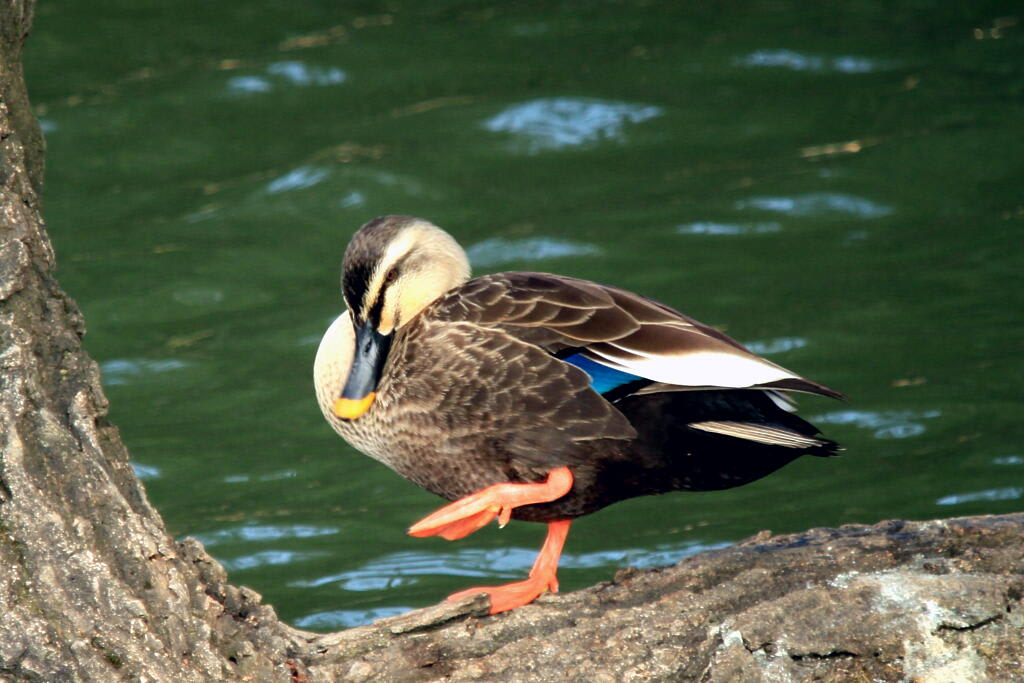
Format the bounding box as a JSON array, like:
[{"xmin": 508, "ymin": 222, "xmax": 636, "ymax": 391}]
[
  {"xmin": 447, "ymin": 520, "xmax": 572, "ymax": 614},
  {"xmin": 407, "ymin": 467, "xmax": 573, "ymax": 541}
]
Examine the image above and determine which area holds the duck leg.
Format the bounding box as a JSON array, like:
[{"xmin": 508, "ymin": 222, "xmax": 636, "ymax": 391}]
[
  {"xmin": 447, "ymin": 520, "xmax": 571, "ymax": 614},
  {"xmin": 406, "ymin": 466, "xmax": 574, "ymax": 613},
  {"xmin": 407, "ymin": 466, "xmax": 573, "ymax": 540}
]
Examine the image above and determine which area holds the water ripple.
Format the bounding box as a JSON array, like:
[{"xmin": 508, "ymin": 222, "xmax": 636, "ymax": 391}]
[
  {"xmin": 224, "ymin": 469, "xmax": 298, "ymax": 484},
  {"xmin": 290, "ymin": 549, "xmax": 501, "ymax": 590},
  {"xmin": 266, "ymin": 166, "xmax": 331, "ymax": 194},
  {"xmin": 222, "ymin": 550, "xmax": 325, "ymax": 571},
  {"xmin": 172, "ymin": 285, "xmax": 224, "ymax": 307},
  {"xmin": 467, "ymin": 237, "xmax": 600, "ymax": 267},
  {"xmin": 294, "ymin": 607, "xmax": 410, "ymax": 630},
  {"xmin": 369, "ymin": 170, "xmax": 432, "ymax": 197},
  {"xmin": 194, "ymin": 523, "xmax": 340, "ymax": 547},
  {"xmin": 131, "ymin": 463, "xmax": 161, "ymax": 480},
  {"xmin": 228, "ymin": 61, "xmax": 346, "ymax": 95},
  {"xmin": 483, "ymin": 97, "xmax": 662, "ymax": 153},
  {"xmin": 811, "ymin": 409, "xmax": 941, "ymax": 439},
  {"xmin": 744, "ymin": 337, "xmax": 808, "ymax": 355},
  {"xmin": 338, "ymin": 191, "xmax": 366, "ymax": 208},
  {"xmin": 676, "ymin": 221, "xmax": 782, "ymax": 236},
  {"xmin": 101, "ymin": 358, "xmax": 189, "ymax": 386},
  {"xmin": 735, "ymin": 49, "xmax": 883, "ymax": 74},
  {"xmin": 561, "ymin": 540, "xmax": 731, "ymax": 570},
  {"xmin": 267, "ymin": 61, "xmax": 346, "ymax": 86},
  {"xmin": 936, "ymin": 487, "xmax": 1023, "ymax": 506},
  {"xmin": 735, "ymin": 193, "xmax": 893, "ymax": 219},
  {"xmin": 291, "ymin": 539, "xmax": 727, "ymax": 591},
  {"xmin": 227, "ymin": 75, "xmax": 272, "ymax": 94}
]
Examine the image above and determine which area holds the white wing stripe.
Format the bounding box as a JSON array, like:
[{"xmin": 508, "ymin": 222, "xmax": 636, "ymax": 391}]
[
  {"xmin": 688, "ymin": 421, "xmax": 824, "ymax": 448},
  {"xmin": 587, "ymin": 347, "xmax": 795, "ymax": 389}
]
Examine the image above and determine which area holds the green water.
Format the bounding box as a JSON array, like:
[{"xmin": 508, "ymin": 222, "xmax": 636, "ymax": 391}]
[{"xmin": 24, "ymin": 1, "xmax": 1024, "ymax": 629}]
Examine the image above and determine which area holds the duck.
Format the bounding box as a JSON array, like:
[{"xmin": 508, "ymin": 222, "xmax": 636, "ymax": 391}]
[{"xmin": 314, "ymin": 215, "xmax": 842, "ymax": 614}]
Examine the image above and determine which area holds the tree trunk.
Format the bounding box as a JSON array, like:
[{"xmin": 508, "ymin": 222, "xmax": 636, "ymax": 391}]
[{"xmin": 1, "ymin": 3, "xmax": 1021, "ymax": 681}]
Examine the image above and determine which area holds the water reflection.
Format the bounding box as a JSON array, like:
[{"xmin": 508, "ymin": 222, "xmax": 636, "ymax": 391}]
[
  {"xmin": 735, "ymin": 193, "xmax": 893, "ymax": 219},
  {"xmin": 483, "ymin": 97, "xmax": 662, "ymax": 153},
  {"xmin": 734, "ymin": 49, "xmax": 883, "ymax": 74},
  {"xmin": 993, "ymin": 455, "xmax": 1024, "ymax": 465},
  {"xmin": 467, "ymin": 237, "xmax": 601, "ymax": 267}
]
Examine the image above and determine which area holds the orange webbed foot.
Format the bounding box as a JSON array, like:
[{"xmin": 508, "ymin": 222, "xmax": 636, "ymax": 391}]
[
  {"xmin": 407, "ymin": 467, "xmax": 573, "ymax": 540},
  {"xmin": 447, "ymin": 576, "xmax": 557, "ymax": 614},
  {"xmin": 446, "ymin": 520, "xmax": 571, "ymax": 614}
]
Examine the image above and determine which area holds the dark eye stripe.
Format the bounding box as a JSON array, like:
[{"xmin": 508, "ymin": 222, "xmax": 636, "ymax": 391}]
[
  {"xmin": 344, "ymin": 259, "xmax": 405, "ymax": 327},
  {"xmin": 367, "ymin": 290, "xmax": 387, "ymax": 327},
  {"xmin": 342, "ymin": 215, "xmax": 412, "ymax": 322},
  {"xmin": 342, "ymin": 260, "xmax": 373, "ymax": 316}
]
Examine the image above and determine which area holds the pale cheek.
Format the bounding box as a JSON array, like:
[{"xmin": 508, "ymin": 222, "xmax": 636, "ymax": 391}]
[
  {"xmin": 386, "ymin": 268, "xmax": 454, "ymax": 331},
  {"xmin": 396, "ymin": 274, "xmax": 433, "ymax": 327},
  {"xmin": 379, "ymin": 296, "xmax": 397, "ymax": 335}
]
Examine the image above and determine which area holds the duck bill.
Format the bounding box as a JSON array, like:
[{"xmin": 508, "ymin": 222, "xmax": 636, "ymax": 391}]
[{"xmin": 334, "ymin": 322, "xmax": 393, "ymax": 420}]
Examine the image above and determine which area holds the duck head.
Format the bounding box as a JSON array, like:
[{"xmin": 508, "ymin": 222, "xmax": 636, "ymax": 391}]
[{"xmin": 333, "ymin": 215, "xmax": 471, "ymax": 420}]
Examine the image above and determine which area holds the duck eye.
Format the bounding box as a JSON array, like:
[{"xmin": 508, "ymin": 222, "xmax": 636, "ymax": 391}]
[{"xmin": 384, "ymin": 268, "xmax": 398, "ymax": 285}]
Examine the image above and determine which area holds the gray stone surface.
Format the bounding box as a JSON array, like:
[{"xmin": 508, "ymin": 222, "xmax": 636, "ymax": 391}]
[{"xmin": 299, "ymin": 516, "xmax": 1023, "ymax": 682}]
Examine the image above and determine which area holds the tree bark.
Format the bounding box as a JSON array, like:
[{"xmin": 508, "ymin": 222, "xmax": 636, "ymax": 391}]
[{"xmin": 1, "ymin": 3, "xmax": 1021, "ymax": 681}]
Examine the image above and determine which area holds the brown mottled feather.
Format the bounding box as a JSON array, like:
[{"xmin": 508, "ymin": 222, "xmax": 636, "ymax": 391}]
[{"xmin": 331, "ymin": 316, "xmax": 637, "ymax": 507}]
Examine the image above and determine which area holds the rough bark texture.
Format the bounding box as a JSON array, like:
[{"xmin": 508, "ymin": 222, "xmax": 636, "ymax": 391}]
[{"xmin": 1, "ymin": 3, "xmax": 1022, "ymax": 681}]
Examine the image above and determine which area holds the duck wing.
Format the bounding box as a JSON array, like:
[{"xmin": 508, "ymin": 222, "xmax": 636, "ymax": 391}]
[
  {"xmin": 430, "ymin": 272, "xmax": 842, "ymax": 400},
  {"xmin": 396, "ymin": 317, "xmax": 638, "ymax": 475}
]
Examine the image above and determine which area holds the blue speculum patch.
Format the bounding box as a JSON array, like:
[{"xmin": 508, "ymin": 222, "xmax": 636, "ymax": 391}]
[{"xmin": 562, "ymin": 353, "xmax": 644, "ymax": 395}]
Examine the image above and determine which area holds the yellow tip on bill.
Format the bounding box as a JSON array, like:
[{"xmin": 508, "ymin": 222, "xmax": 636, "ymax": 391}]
[{"xmin": 333, "ymin": 393, "xmax": 376, "ymax": 420}]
